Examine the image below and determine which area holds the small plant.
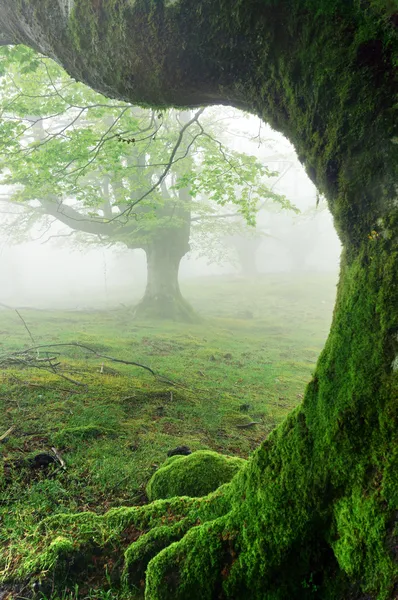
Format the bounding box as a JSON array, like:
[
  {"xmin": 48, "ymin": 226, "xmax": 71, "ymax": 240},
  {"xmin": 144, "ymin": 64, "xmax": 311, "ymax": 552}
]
[
  {"xmin": 301, "ymin": 573, "xmax": 319, "ymax": 593},
  {"xmin": 38, "ymin": 584, "xmax": 119, "ymax": 600}
]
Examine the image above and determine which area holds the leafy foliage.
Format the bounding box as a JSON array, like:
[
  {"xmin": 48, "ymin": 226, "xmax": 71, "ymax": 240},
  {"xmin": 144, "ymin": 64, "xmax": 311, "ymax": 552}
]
[{"xmin": 0, "ymin": 46, "xmax": 294, "ymax": 260}]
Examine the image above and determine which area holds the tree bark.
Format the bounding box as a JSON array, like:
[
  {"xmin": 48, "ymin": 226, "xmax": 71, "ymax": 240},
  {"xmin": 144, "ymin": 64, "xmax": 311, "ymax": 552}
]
[
  {"xmin": 134, "ymin": 236, "xmax": 196, "ymax": 321},
  {"xmin": 134, "ymin": 184, "xmax": 197, "ymax": 321},
  {"xmin": 1, "ymin": 2, "xmax": 397, "ymax": 599}
]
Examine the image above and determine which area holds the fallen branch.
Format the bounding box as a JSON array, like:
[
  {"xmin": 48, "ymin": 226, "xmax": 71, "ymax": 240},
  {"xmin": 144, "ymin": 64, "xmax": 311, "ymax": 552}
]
[
  {"xmin": 15, "ymin": 309, "xmax": 36, "ymax": 345},
  {"xmin": 1, "ymin": 353, "xmax": 87, "ymax": 388},
  {"xmin": 0, "ymin": 342, "xmax": 177, "ymax": 386},
  {"xmin": 0, "ymin": 425, "xmax": 15, "ymax": 441}
]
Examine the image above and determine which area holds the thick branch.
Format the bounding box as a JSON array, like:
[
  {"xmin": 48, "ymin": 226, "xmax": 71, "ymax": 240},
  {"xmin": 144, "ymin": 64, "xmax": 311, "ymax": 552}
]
[
  {"xmin": 0, "ymin": 1, "xmax": 251, "ymax": 108},
  {"xmin": 37, "ymin": 197, "xmax": 143, "ymax": 248},
  {"xmin": 39, "ymin": 198, "xmax": 119, "ymax": 236}
]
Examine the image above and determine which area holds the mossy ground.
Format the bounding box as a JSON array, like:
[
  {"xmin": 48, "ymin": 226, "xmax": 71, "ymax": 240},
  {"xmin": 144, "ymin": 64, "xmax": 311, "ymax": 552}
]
[{"xmin": 0, "ymin": 273, "xmax": 336, "ymax": 598}]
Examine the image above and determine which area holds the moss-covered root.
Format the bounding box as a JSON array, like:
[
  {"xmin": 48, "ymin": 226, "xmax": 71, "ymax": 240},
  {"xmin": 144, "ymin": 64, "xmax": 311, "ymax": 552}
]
[
  {"xmin": 6, "ymin": 490, "xmax": 231, "ymax": 593},
  {"xmin": 145, "ymin": 517, "xmax": 234, "ymax": 600},
  {"xmin": 122, "ymin": 517, "xmax": 196, "ymax": 587},
  {"xmin": 6, "ymin": 498, "xmax": 194, "ymax": 588},
  {"xmin": 146, "ymin": 451, "xmax": 246, "ymax": 501}
]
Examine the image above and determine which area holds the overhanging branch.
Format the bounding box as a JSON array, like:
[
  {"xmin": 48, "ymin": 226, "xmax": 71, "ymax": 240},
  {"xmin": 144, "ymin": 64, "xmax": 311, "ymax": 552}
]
[
  {"xmin": 104, "ymin": 107, "xmax": 205, "ymax": 224},
  {"xmin": 191, "ymin": 212, "xmax": 239, "ymax": 223},
  {"xmin": 39, "ymin": 197, "xmax": 119, "ymax": 236}
]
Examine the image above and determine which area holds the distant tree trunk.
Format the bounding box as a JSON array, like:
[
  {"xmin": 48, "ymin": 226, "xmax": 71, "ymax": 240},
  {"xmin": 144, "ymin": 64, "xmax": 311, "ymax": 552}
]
[
  {"xmin": 134, "ymin": 186, "xmax": 197, "ymax": 321},
  {"xmin": 234, "ymin": 236, "xmax": 261, "ymax": 277},
  {"xmin": 134, "ymin": 236, "xmax": 195, "ymax": 321}
]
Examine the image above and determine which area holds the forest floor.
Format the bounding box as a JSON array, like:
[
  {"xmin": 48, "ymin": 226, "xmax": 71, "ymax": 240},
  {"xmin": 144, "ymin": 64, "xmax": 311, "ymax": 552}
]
[{"xmin": 0, "ymin": 273, "xmax": 336, "ymax": 598}]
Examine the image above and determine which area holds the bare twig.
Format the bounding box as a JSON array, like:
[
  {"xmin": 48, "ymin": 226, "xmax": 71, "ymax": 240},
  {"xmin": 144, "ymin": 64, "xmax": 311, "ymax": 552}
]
[
  {"xmin": 0, "ymin": 343, "xmax": 177, "ymax": 386},
  {"xmin": 51, "ymin": 446, "xmax": 66, "ymax": 469},
  {"xmin": 0, "ymin": 426, "xmax": 15, "ymax": 441},
  {"xmin": 14, "ymin": 309, "xmax": 36, "ymax": 345},
  {"xmin": 102, "ymin": 107, "xmax": 205, "ymax": 224},
  {"xmin": 1, "ymin": 353, "xmax": 87, "ymax": 387}
]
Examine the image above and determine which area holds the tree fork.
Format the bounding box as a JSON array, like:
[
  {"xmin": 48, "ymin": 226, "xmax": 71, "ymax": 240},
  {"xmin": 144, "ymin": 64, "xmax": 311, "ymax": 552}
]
[{"xmin": 0, "ymin": 1, "xmax": 396, "ymax": 598}]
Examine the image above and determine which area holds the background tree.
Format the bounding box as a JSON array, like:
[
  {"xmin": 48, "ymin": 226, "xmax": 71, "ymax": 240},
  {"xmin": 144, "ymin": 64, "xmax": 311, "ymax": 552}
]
[{"xmin": 0, "ymin": 46, "xmax": 294, "ymax": 320}]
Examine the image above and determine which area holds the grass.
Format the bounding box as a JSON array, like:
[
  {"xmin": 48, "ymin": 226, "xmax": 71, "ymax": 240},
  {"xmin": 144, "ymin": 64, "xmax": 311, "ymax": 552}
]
[{"xmin": 0, "ymin": 273, "xmax": 337, "ymax": 594}]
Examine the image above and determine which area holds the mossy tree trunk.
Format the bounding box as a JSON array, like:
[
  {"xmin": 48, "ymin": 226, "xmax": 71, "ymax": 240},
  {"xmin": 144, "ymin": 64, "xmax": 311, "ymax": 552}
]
[
  {"xmin": 1, "ymin": 1, "xmax": 397, "ymax": 598},
  {"xmin": 140, "ymin": 232, "xmax": 397, "ymax": 600}
]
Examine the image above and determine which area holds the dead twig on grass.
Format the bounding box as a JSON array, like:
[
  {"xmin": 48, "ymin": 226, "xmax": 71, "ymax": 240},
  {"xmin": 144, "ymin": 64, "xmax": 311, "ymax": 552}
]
[
  {"xmin": 0, "ymin": 304, "xmax": 184, "ymax": 390},
  {"xmin": 14, "ymin": 309, "xmax": 36, "ymax": 346},
  {"xmin": 5, "ymin": 342, "xmax": 176, "ymax": 383},
  {"xmin": 0, "ymin": 342, "xmax": 178, "ymax": 387},
  {"xmin": 51, "ymin": 446, "xmax": 66, "ymax": 469},
  {"xmin": 236, "ymin": 422, "xmax": 260, "ymax": 429},
  {"xmin": 27, "ymin": 343, "xmax": 158, "ymax": 375},
  {"xmin": 0, "ymin": 425, "xmax": 15, "ymax": 441},
  {"xmin": 1, "ymin": 353, "xmax": 87, "ymax": 388}
]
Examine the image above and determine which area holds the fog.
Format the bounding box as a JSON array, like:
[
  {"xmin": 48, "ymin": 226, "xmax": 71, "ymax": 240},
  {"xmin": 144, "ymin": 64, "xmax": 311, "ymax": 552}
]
[{"xmin": 0, "ymin": 109, "xmax": 341, "ymax": 311}]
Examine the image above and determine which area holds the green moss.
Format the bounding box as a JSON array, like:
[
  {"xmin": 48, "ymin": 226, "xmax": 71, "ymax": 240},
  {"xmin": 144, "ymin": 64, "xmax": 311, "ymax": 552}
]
[
  {"xmin": 53, "ymin": 425, "xmax": 116, "ymax": 447},
  {"xmin": 41, "ymin": 536, "xmax": 76, "ymax": 569},
  {"xmin": 332, "ymin": 489, "xmax": 394, "ymax": 599},
  {"xmin": 146, "ymin": 451, "xmax": 245, "ymax": 500},
  {"xmin": 123, "ymin": 516, "xmax": 195, "ymax": 586}
]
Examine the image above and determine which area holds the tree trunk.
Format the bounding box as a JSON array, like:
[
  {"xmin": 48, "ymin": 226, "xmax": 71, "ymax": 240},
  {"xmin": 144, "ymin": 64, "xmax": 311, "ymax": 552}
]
[
  {"xmin": 1, "ymin": 2, "xmax": 397, "ymax": 598},
  {"xmin": 141, "ymin": 230, "xmax": 398, "ymax": 599},
  {"xmin": 134, "ymin": 183, "xmax": 197, "ymax": 321},
  {"xmin": 134, "ymin": 238, "xmax": 196, "ymax": 321},
  {"xmin": 233, "ymin": 236, "xmax": 261, "ymax": 277}
]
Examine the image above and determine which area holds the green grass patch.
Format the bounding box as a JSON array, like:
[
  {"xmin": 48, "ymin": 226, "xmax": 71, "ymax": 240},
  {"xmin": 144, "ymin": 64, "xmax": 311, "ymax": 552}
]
[{"xmin": 0, "ymin": 273, "xmax": 336, "ymax": 594}]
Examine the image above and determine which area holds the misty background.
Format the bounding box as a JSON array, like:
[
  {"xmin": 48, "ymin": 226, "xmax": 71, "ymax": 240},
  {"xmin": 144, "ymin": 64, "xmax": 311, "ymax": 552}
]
[{"xmin": 0, "ymin": 111, "xmax": 341, "ymax": 310}]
